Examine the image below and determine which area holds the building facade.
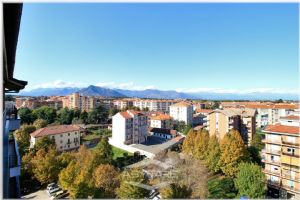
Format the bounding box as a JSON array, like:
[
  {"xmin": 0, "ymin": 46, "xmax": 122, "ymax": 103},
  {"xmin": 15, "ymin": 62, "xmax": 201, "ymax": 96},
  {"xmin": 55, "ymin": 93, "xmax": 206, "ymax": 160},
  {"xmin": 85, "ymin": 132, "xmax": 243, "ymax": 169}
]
[
  {"xmin": 30, "ymin": 125, "xmax": 82, "ymax": 151},
  {"xmin": 150, "ymin": 114, "xmax": 173, "ymax": 129},
  {"xmin": 206, "ymin": 108, "xmax": 256, "ymax": 145},
  {"xmin": 112, "ymin": 110, "xmax": 148, "ymax": 145},
  {"xmin": 262, "ymin": 116, "xmax": 300, "ymax": 198},
  {"xmin": 62, "ymin": 93, "xmax": 96, "ymax": 112},
  {"xmin": 169, "ymin": 101, "xmax": 193, "ymax": 125}
]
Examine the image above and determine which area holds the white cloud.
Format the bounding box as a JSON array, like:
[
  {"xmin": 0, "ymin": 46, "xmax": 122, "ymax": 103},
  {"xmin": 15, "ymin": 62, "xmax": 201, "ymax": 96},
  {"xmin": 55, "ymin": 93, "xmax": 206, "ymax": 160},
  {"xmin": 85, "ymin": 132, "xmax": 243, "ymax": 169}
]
[
  {"xmin": 176, "ymin": 87, "xmax": 299, "ymax": 94},
  {"xmin": 25, "ymin": 80, "xmax": 88, "ymax": 91},
  {"xmin": 95, "ymin": 81, "xmax": 155, "ymax": 91}
]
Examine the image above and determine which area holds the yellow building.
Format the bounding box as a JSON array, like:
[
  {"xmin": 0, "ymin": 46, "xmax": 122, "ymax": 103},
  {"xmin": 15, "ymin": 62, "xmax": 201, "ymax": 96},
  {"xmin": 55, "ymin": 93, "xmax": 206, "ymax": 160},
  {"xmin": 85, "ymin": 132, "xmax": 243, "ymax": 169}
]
[
  {"xmin": 62, "ymin": 92, "xmax": 96, "ymax": 112},
  {"xmin": 262, "ymin": 115, "xmax": 300, "ymax": 198},
  {"xmin": 206, "ymin": 108, "xmax": 256, "ymax": 145}
]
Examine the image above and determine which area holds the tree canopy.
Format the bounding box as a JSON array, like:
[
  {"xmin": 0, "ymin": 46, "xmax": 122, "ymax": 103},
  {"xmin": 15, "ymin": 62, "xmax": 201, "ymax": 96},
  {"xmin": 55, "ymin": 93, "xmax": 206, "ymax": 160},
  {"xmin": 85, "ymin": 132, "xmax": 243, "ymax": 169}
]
[
  {"xmin": 160, "ymin": 183, "xmax": 192, "ymax": 199},
  {"xmin": 234, "ymin": 162, "xmax": 266, "ymax": 198}
]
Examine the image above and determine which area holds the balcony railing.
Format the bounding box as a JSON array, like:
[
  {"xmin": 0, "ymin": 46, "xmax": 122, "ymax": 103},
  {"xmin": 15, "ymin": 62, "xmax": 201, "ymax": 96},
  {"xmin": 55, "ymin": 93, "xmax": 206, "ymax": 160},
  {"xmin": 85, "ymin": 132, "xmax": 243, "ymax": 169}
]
[
  {"xmin": 267, "ymin": 180, "xmax": 280, "ymax": 188},
  {"xmin": 262, "ymin": 149, "xmax": 281, "ymax": 155},
  {"xmin": 263, "ymin": 159, "xmax": 281, "ymax": 166},
  {"xmin": 262, "ymin": 139, "xmax": 281, "ymax": 145},
  {"xmin": 282, "ymin": 184, "xmax": 300, "ymax": 193},
  {"xmin": 264, "ymin": 169, "xmax": 281, "ymax": 176},
  {"xmin": 281, "ymin": 173, "xmax": 300, "ymax": 182},
  {"xmin": 281, "ymin": 140, "xmax": 300, "ymax": 147},
  {"xmin": 282, "ymin": 152, "xmax": 300, "ymax": 157}
]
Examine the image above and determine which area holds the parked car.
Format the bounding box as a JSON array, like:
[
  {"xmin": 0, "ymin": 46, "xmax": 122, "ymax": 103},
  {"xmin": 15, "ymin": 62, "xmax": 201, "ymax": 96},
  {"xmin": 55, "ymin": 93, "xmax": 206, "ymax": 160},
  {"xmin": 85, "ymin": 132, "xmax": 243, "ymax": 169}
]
[
  {"xmin": 47, "ymin": 187, "xmax": 62, "ymax": 196},
  {"xmin": 46, "ymin": 183, "xmax": 57, "ymax": 191},
  {"xmin": 51, "ymin": 190, "xmax": 69, "ymax": 199}
]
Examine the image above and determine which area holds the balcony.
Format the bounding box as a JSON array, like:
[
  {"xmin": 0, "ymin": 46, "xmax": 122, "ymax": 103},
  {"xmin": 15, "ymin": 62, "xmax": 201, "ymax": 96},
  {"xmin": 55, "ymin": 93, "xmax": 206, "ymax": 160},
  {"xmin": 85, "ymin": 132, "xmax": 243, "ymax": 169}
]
[
  {"xmin": 262, "ymin": 139, "xmax": 281, "ymax": 145},
  {"xmin": 281, "ymin": 173, "xmax": 300, "ymax": 182},
  {"xmin": 267, "ymin": 180, "xmax": 281, "ymax": 188},
  {"xmin": 281, "ymin": 140, "xmax": 300, "ymax": 147},
  {"xmin": 262, "ymin": 148, "xmax": 281, "ymax": 155},
  {"xmin": 264, "ymin": 169, "xmax": 281, "ymax": 176},
  {"xmin": 263, "ymin": 159, "xmax": 281, "ymax": 166},
  {"xmin": 281, "ymin": 184, "xmax": 300, "ymax": 194}
]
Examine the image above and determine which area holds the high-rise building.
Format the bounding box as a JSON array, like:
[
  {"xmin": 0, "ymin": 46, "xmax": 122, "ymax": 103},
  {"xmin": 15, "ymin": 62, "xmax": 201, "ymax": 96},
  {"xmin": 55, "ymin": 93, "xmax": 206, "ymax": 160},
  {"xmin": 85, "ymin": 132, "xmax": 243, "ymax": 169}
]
[
  {"xmin": 169, "ymin": 101, "xmax": 193, "ymax": 125},
  {"xmin": 112, "ymin": 110, "xmax": 148, "ymax": 145},
  {"xmin": 206, "ymin": 108, "xmax": 256, "ymax": 145},
  {"xmin": 262, "ymin": 115, "xmax": 300, "ymax": 199}
]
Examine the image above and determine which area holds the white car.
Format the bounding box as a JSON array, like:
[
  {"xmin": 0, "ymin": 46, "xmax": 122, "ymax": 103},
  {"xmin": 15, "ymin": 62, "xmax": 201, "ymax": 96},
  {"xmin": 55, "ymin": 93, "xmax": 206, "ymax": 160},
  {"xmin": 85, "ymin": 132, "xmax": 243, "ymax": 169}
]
[
  {"xmin": 46, "ymin": 183, "xmax": 57, "ymax": 191},
  {"xmin": 50, "ymin": 190, "xmax": 64, "ymax": 199},
  {"xmin": 47, "ymin": 187, "xmax": 61, "ymax": 196}
]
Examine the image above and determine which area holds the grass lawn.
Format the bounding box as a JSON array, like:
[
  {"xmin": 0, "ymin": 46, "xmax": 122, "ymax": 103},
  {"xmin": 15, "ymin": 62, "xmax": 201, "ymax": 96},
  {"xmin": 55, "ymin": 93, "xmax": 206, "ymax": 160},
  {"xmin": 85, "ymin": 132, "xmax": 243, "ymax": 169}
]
[
  {"xmin": 112, "ymin": 146, "xmax": 132, "ymax": 160},
  {"xmin": 83, "ymin": 134, "xmax": 102, "ymax": 141}
]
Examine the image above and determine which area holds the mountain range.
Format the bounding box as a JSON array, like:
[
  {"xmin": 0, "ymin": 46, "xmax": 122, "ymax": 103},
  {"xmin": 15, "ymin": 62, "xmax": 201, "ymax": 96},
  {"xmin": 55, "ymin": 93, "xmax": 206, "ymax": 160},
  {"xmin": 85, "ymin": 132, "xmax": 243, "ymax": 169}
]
[{"xmin": 17, "ymin": 85, "xmax": 298, "ymax": 100}]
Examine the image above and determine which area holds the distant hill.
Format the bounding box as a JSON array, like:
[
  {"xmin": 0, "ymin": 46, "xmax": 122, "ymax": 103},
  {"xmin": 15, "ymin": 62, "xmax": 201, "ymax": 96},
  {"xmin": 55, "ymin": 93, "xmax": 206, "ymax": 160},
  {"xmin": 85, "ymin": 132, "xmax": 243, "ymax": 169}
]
[
  {"xmin": 17, "ymin": 85, "xmax": 298, "ymax": 100},
  {"xmin": 18, "ymin": 87, "xmax": 80, "ymax": 96},
  {"xmin": 77, "ymin": 85, "xmax": 125, "ymax": 97}
]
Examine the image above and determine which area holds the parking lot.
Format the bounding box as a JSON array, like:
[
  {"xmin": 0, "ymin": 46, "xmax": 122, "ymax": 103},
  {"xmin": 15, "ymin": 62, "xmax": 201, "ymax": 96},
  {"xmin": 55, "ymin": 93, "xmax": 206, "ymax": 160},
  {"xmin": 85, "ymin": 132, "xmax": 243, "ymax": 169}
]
[{"xmin": 22, "ymin": 189, "xmax": 51, "ymax": 199}]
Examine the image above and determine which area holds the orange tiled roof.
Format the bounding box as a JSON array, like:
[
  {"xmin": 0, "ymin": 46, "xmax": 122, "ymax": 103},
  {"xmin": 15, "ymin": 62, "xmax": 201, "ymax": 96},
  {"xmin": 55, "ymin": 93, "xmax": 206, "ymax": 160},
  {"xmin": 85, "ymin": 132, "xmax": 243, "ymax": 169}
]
[
  {"xmin": 196, "ymin": 109, "xmax": 213, "ymax": 113},
  {"xmin": 119, "ymin": 111, "xmax": 133, "ymax": 119},
  {"xmin": 264, "ymin": 123, "xmax": 299, "ymax": 135},
  {"xmin": 170, "ymin": 101, "xmax": 192, "ymax": 107},
  {"xmin": 31, "ymin": 125, "xmax": 81, "ymax": 138},
  {"xmin": 151, "ymin": 114, "xmax": 172, "ymax": 120},
  {"xmin": 273, "ymin": 104, "xmax": 298, "ymax": 109},
  {"xmin": 280, "ymin": 115, "xmax": 300, "ymax": 120}
]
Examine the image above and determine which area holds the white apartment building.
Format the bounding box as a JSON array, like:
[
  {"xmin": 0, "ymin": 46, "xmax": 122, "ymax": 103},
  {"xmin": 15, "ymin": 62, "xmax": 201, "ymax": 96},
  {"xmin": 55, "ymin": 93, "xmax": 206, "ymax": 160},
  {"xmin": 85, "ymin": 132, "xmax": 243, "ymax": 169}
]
[
  {"xmin": 112, "ymin": 110, "xmax": 148, "ymax": 145},
  {"xmin": 113, "ymin": 99, "xmax": 134, "ymax": 110},
  {"xmin": 150, "ymin": 114, "xmax": 173, "ymax": 129},
  {"xmin": 169, "ymin": 101, "xmax": 193, "ymax": 125},
  {"xmin": 133, "ymin": 99, "xmax": 177, "ymax": 112},
  {"xmin": 30, "ymin": 125, "xmax": 82, "ymax": 151}
]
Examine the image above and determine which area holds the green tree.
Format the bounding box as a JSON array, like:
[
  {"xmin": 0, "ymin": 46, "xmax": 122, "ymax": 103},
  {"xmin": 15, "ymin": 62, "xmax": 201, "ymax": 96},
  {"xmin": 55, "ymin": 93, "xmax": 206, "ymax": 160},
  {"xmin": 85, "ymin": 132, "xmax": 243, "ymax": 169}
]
[
  {"xmin": 88, "ymin": 106, "xmax": 108, "ymax": 124},
  {"xmin": 94, "ymin": 137, "xmax": 113, "ymax": 164},
  {"xmin": 208, "ymin": 176, "xmax": 237, "ymax": 199},
  {"xmin": 32, "ymin": 106, "xmax": 57, "ymax": 124},
  {"xmin": 160, "ymin": 183, "xmax": 192, "ymax": 199},
  {"xmin": 183, "ymin": 124, "xmax": 193, "ymax": 135},
  {"xmin": 116, "ymin": 169, "xmax": 149, "ymax": 199},
  {"xmin": 205, "ymin": 134, "xmax": 221, "ymax": 173},
  {"xmin": 59, "ymin": 160, "xmax": 80, "ymax": 198},
  {"xmin": 33, "ymin": 118, "xmax": 48, "ymax": 129},
  {"xmin": 109, "ymin": 108, "xmax": 119, "ymax": 117},
  {"xmin": 80, "ymin": 110, "xmax": 88, "ymax": 124},
  {"xmin": 34, "ymin": 136, "xmax": 56, "ymax": 152},
  {"xmin": 234, "ymin": 162, "xmax": 265, "ymax": 198},
  {"xmin": 194, "ymin": 129, "xmax": 210, "ymax": 160},
  {"xmin": 251, "ymin": 134, "xmax": 264, "ymax": 151},
  {"xmin": 18, "ymin": 108, "xmax": 36, "ymax": 124},
  {"xmin": 14, "ymin": 125, "xmax": 36, "ymax": 156},
  {"xmin": 73, "ymin": 108, "xmax": 81, "ymax": 118},
  {"xmin": 58, "ymin": 108, "xmax": 74, "ymax": 124},
  {"xmin": 219, "ymin": 129, "xmax": 248, "ymax": 177},
  {"xmin": 31, "ymin": 147, "xmax": 60, "ymax": 184}
]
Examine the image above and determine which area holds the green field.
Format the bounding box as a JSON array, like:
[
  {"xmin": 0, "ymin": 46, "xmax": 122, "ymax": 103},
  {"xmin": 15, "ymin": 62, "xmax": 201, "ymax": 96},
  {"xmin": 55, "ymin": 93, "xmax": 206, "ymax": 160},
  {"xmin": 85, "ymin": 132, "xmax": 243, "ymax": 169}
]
[{"xmin": 112, "ymin": 146, "xmax": 132, "ymax": 160}]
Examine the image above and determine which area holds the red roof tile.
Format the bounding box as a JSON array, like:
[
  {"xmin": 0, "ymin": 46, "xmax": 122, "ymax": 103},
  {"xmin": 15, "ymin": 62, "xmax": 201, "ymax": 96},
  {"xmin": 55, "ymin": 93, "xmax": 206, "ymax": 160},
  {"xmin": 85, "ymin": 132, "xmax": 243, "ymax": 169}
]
[
  {"xmin": 31, "ymin": 125, "xmax": 81, "ymax": 138},
  {"xmin": 264, "ymin": 123, "xmax": 299, "ymax": 135}
]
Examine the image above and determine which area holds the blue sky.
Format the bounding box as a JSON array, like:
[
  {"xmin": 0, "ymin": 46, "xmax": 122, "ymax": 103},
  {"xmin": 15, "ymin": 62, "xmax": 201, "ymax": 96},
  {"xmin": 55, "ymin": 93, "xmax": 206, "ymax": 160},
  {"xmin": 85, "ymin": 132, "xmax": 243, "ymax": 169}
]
[{"xmin": 14, "ymin": 3, "xmax": 299, "ymax": 94}]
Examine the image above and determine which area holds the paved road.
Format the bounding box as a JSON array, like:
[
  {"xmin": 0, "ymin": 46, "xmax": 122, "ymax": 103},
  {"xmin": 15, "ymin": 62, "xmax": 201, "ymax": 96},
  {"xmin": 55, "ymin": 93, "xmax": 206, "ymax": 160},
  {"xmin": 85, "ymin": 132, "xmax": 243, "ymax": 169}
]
[{"xmin": 22, "ymin": 189, "xmax": 51, "ymax": 199}]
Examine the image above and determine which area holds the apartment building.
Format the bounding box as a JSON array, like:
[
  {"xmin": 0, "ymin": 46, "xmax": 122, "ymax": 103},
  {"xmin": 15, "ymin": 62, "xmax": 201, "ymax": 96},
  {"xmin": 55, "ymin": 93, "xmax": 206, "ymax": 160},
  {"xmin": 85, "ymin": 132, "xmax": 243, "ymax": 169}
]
[
  {"xmin": 150, "ymin": 114, "xmax": 173, "ymax": 129},
  {"xmin": 113, "ymin": 99, "xmax": 134, "ymax": 110},
  {"xmin": 112, "ymin": 110, "xmax": 148, "ymax": 145},
  {"xmin": 195, "ymin": 109, "xmax": 213, "ymax": 126},
  {"xmin": 169, "ymin": 101, "xmax": 193, "ymax": 125},
  {"xmin": 15, "ymin": 97, "xmax": 63, "ymax": 110},
  {"xmin": 30, "ymin": 125, "xmax": 82, "ymax": 151},
  {"xmin": 220, "ymin": 102, "xmax": 298, "ymax": 128},
  {"xmin": 262, "ymin": 116, "xmax": 300, "ymax": 198},
  {"xmin": 133, "ymin": 99, "xmax": 178, "ymax": 112},
  {"xmin": 206, "ymin": 108, "xmax": 256, "ymax": 145},
  {"xmin": 62, "ymin": 93, "xmax": 96, "ymax": 112}
]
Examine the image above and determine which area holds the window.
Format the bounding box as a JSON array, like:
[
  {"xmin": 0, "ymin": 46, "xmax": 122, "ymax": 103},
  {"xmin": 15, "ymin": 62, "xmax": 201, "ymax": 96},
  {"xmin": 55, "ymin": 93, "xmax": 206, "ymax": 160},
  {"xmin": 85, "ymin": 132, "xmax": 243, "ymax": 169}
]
[
  {"xmin": 75, "ymin": 132, "xmax": 77, "ymax": 135},
  {"xmin": 68, "ymin": 133, "xmax": 70, "ymax": 136},
  {"xmin": 68, "ymin": 145, "xmax": 70, "ymax": 148},
  {"xmin": 52, "ymin": 136, "xmax": 55, "ymax": 140},
  {"xmin": 60, "ymin": 135, "xmax": 63, "ymax": 137},
  {"xmin": 60, "ymin": 140, "xmax": 63, "ymax": 144}
]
